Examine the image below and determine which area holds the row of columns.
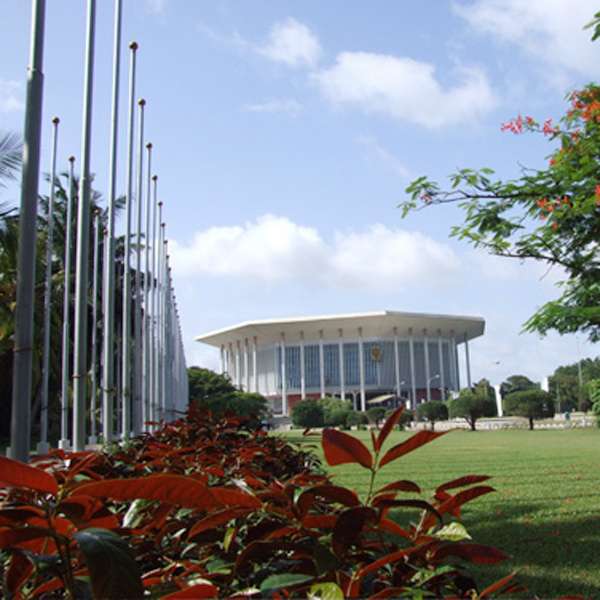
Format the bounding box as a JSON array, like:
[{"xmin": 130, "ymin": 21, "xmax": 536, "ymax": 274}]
[{"xmin": 222, "ymin": 328, "xmax": 473, "ymax": 416}]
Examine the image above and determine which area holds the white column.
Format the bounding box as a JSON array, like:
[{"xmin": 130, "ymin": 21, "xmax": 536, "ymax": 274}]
[
  {"xmin": 244, "ymin": 338, "xmax": 250, "ymax": 392},
  {"xmin": 494, "ymin": 384, "xmax": 503, "ymax": 416},
  {"xmin": 220, "ymin": 345, "xmax": 225, "ymax": 375},
  {"xmin": 358, "ymin": 327, "xmax": 366, "ymax": 411},
  {"xmin": 424, "ymin": 329, "xmax": 431, "ymax": 402},
  {"xmin": 252, "ymin": 336, "xmax": 258, "ymax": 393},
  {"xmin": 409, "ymin": 329, "xmax": 416, "ymax": 409},
  {"xmin": 280, "ymin": 333, "xmax": 287, "ymax": 416},
  {"xmin": 338, "ymin": 328, "xmax": 345, "ymax": 401},
  {"xmin": 393, "ymin": 326, "xmax": 401, "ymax": 398},
  {"xmin": 300, "ymin": 331, "xmax": 306, "ymax": 400},
  {"xmin": 448, "ymin": 330, "xmax": 456, "ymax": 392},
  {"xmin": 464, "ymin": 333, "xmax": 472, "ymax": 388},
  {"xmin": 228, "ymin": 342, "xmax": 235, "ymax": 382},
  {"xmin": 437, "ymin": 331, "xmax": 445, "ymax": 400},
  {"xmin": 452, "ymin": 335, "xmax": 461, "ymax": 391},
  {"xmin": 235, "ymin": 340, "xmax": 241, "ymax": 389},
  {"xmin": 319, "ymin": 329, "xmax": 325, "ymax": 399}
]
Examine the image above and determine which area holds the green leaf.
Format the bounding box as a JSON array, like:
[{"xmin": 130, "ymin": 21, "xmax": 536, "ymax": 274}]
[
  {"xmin": 309, "ymin": 582, "xmax": 345, "ymax": 600},
  {"xmin": 259, "ymin": 573, "xmax": 313, "ymax": 594},
  {"xmin": 74, "ymin": 528, "xmax": 144, "ymax": 600},
  {"xmin": 435, "ymin": 521, "xmax": 472, "ymax": 542}
]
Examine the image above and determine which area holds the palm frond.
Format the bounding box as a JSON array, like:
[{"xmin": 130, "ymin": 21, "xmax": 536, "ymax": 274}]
[{"xmin": 0, "ymin": 131, "xmax": 22, "ymax": 187}]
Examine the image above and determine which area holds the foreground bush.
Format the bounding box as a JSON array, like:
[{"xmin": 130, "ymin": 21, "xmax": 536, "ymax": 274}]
[
  {"xmin": 292, "ymin": 399, "xmax": 325, "ymax": 428},
  {"xmin": 0, "ymin": 406, "xmax": 521, "ymax": 598}
]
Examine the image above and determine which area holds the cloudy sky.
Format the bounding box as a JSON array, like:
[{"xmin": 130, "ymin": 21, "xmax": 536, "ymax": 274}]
[{"xmin": 2, "ymin": 0, "xmax": 599, "ymax": 384}]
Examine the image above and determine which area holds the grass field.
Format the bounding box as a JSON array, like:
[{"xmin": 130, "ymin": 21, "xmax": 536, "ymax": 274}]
[{"xmin": 281, "ymin": 428, "xmax": 600, "ymax": 598}]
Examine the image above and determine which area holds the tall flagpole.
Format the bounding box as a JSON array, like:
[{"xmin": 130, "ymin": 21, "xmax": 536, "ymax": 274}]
[
  {"xmin": 120, "ymin": 44, "xmax": 138, "ymax": 441},
  {"xmin": 141, "ymin": 150, "xmax": 152, "ymax": 431},
  {"xmin": 132, "ymin": 98, "xmax": 145, "ymax": 436},
  {"xmin": 10, "ymin": 0, "xmax": 47, "ymax": 462},
  {"xmin": 37, "ymin": 116, "xmax": 59, "ymax": 455},
  {"xmin": 88, "ymin": 211, "xmax": 101, "ymax": 444},
  {"xmin": 72, "ymin": 0, "xmax": 97, "ymax": 451},
  {"xmin": 101, "ymin": 0, "xmax": 123, "ymax": 444},
  {"xmin": 59, "ymin": 156, "xmax": 75, "ymax": 449},
  {"xmin": 151, "ymin": 196, "xmax": 160, "ymax": 427}
]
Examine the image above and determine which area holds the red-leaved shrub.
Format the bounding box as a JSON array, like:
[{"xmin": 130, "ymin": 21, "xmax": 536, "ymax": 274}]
[{"xmin": 0, "ymin": 405, "xmax": 521, "ymax": 598}]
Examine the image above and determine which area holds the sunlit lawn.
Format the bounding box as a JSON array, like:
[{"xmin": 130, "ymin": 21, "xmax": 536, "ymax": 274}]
[{"xmin": 280, "ymin": 427, "xmax": 600, "ymax": 598}]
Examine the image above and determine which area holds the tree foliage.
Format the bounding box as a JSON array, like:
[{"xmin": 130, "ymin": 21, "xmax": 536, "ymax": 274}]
[
  {"xmin": 291, "ymin": 399, "xmax": 324, "ymax": 428},
  {"xmin": 417, "ymin": 400, "xmax": 449, "ymax": 430},
  {"xmin": 500, "ymin": 375, "xmax": 537, "ymax": 398},
  {"xmin": 400, "ymin": 81, "xmax": 600, "ymax": 342},
  {"xmin": 503, "ymin": 389, "xmax": 555, "ymax": 430},
  {"xmin": 548, "ymin": 356, "xmax": 600, "ymax": 411},
  {"xmin": 448, "ymin": 388, "xmax": 497, "ymax": 431}
]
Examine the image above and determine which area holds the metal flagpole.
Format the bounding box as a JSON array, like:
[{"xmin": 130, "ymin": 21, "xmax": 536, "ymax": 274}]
[
  {"xmin": 141, "ymin": 152, "xmax": 152, "ymax": 431},
  {"xmin": 59, "ymin": 156, "xmax": 75, "ymax": 450},
  {"xmin": 151, "ymin": 197, "xmax": 161, "ymax": 428},
  {"xmin": 147, "ymin": 175, "xmax": 157, "ymax": 427},
  {"xmin": 38, "ymin": 116, "xmax": 59, "ymax": 455},
  {"xmin": 10, "ymin": 0, "xmax": 47, "ymax": 462},
  {"xmin": 72, "ymin": 0, "xmax": 97, "ymax": 452},
  {"xmin": 101, "ymin": 0, "xmax": 123, "ymax": 444},
  {"xmin": 88, "ymin": 211, "xmax": 101, "ymax": 445},
  {"xmin": 133, "ymin": 99, "xmax": 146, "ymax": 435},
  {"xmin": 121, "ymin": 44, "xmax": 138, "ymax": 441}
]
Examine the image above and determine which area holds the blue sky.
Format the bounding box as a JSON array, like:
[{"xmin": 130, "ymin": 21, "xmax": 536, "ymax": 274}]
[{"xmin": 2, "ymin": 0, "xmax": 599, "ymax": 384}]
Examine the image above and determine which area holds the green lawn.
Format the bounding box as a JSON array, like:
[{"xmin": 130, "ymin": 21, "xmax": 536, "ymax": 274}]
[{"xmin": 280, "ymin": 428, "xmax": 600, "ymax": 598}]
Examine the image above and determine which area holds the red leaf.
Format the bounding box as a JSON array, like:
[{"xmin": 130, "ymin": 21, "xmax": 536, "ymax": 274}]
[
  {"xmin": 6, "ymin": 551, "xmax": 33, "ymax": 595},
  {"xmin": 368, "ymin": 588, "xmax": 409, "ymax": 599},
  {"xmin": 332, "ymin": 507, "xmax": 376, "ymax": 557},
  {"xmin": 70, "ymin": 475, "xmax": 215, "ymax": 509},
  {"xmin": 0, "ymin": 526, "xmax": 53, "ymax": 550},
  {"xmin": 480, "ymin": 572, "xmax": 519, "ymax": 598},
  {"xmin": 436, "ymin": 475, "xmax": 491, "ymax": 494},
  {"xmin": 379, "ymin": 431, "xmax": 446, "ymax": 468},
  {"xmin": 422, "ymin": 486, "xmax": 495, "ymax": 532},
  {"xmin": 375, "ymin": 406, "xmax": 405, "ymax": 451},
  {"xmin": 188, "ymin": 508, "xmax": 251, "ymax": 540},
  {"xmin": 161, "ymin": 583, "xmax": 219, "ymax": 599},
  {"xmin": 375, "ymin": 480, "xmax": 421, "ymax": 495},
  {"xmin": 378, "ymin": 518, "xmax": 412, "ymax": 539},
  {"xmin": 434, "ymin": 542, "xmax": 508, "ymax": 564},
  {"xmin": 301, "ymin": 515, "xmax": 338, "ymax": 529},
  {"xmin": 297, "ymin": 485, "xmax": 360, "ymax": 516},
  {"xmin": 0, "ymin": 456, "xmax": 58, "ymax": 495},
  {"xmin": 375, "ymin": 499, "xmax": 442, "ymax": 523},
  {"xmin": 322, "ymin": 429, "xmax": 372, "ymax": 469},
  {"xmin": 210, "ymin": 487, "xmax": 262, "ymax": 509}
]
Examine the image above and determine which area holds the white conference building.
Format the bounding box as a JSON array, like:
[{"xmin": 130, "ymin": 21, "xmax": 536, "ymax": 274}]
[{"xmin": 195, "ymin": 310, "xmax": 484, "ymax": 416}]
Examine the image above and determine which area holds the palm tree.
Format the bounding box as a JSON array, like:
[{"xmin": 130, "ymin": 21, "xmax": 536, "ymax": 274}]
[{"xmin": 0, "ymin": 131, "xmax": 21, "ymax": 189}]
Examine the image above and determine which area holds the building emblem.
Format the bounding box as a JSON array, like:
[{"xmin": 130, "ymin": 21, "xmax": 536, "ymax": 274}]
[{"xmin": 370, "ymin": 345, "xmax": 382, "ymax": 362}]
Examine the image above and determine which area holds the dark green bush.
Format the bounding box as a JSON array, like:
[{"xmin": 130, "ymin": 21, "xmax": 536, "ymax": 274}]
[
  {"xmin": 292, "ymin": 399, "xmax": 325, "ymax": 428},
  {"xmin": 448, "ymin": 388, "xmax": 497, "ymax": 431},
  {"xmin": 324, "ymin": 407, "xmax": 352, "ymax": 428},
  {"xmin": 504, "ymin": 389, "xmax": 555, "ymax": 430},
  {"xmin": 366, "ymin": 406, "xmax": 386, "ymax": 426},
  {"xmin": 416, "ymin": 401, "xmax": 449, "ymax": 430},
  {"xmin": 346, "ymin": 410, "xmax": 368, "ymax": 429},
  {"xmin": 385, "ymin": 407, "xmax": 414, "ymax": 430}
]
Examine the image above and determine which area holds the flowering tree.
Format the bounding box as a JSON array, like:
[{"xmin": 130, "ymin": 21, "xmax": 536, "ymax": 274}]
[{"xmin": 401, "ymin": 83, "xmax": 600, "ymax": 342}]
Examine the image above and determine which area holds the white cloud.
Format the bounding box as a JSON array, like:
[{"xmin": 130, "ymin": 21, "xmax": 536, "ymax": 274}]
[
  {"xmin": 170, "ymin": 215, "xmax": 460, "ymax": 290},
  {"xmin": 258, "ymin": 18, "xmax": 322, "ymax": 68},
  {"xmin": 146, "ymin": 0, "xmax": 167, "ymax": 15},
  {"xmin": 356, "ymin": 135, "xmax": 411, "ymax": 177},
  {"xmin": 314, "ymin": 52, "xmax": 497, "ymax": 127},
  {"xmin": 0, "ymin": 80, "xmax": 24, "ymax": 112},
  {"xmin": 454, "ymin": 0, "xmax": 600, "ymax": 81},
  {"xmin": 242, "ymin": 98, "xmax": 303, "ymax": 116}
]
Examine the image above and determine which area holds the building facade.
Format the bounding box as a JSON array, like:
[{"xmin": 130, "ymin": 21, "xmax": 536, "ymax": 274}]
[{"xmin": 196, "ymin": 311, "xmax": 484, "ymax": 416}]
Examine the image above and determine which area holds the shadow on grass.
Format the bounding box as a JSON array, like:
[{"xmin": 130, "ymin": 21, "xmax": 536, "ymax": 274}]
[{"xmin": 467, "ymin": 508, "xmax": 600, "ymax": 598}]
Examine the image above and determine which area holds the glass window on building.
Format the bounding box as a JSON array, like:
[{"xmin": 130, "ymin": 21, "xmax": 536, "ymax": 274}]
[
  {"xmin": 305, "ymin": 345, "xmax": 320, "ymax": 389},
  {"xmin": 344, "ymin": 343, "xmax": 359, "ymax": 386},
  {"xmin": 363, "ymin": 341, "xmax": 379, "ymax": 386},
  {"xmin": 286, "ymin": 346, "xmax": 301, "ymax": 389},
  {"xmin": 428, "ymin": 341, "xmax": 441, "ymax": 387},
  {"xmin": 323, "ymin": 344, "xmax": 340, "ymax": 387},
  {"xmin": 413, "ymin": 341, "xmax": 426, "ymax": 391}
]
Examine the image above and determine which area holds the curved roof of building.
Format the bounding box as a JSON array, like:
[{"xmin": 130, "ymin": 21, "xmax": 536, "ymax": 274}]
[{"xmin": 195, "ymin": 310, "xmax": 485, "ymax": 347}]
